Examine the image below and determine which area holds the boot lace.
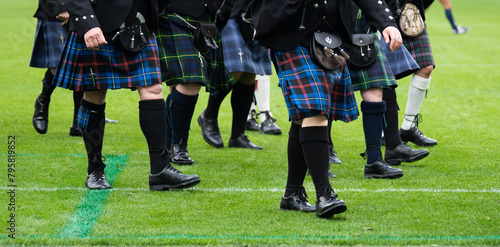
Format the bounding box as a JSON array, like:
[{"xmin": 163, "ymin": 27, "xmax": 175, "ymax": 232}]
[{"xmin": 91, "ymin": 154, "xmax": 107, "ymax": 181}]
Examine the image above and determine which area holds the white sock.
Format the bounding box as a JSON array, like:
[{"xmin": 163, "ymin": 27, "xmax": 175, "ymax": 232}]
[
  {"xmin": 402, "ymin": 74, "xmax": 431, "ymax": 130},
  {"xmin": 255, "ymin": 75, "xmax": 271, "ymax": 122}
]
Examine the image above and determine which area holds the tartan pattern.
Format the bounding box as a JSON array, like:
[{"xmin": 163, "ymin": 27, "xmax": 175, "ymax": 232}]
[
  {"xmin": 271, "ymin": 46, "xmax": 359, "ymax": 123},
  {"xmin": 350, "ymin": 35, "xmax": 398, "ymax": 92},
  {"xmin": 403, "ymin": 26, "xmax": 435, "ymax": 68},
  {"xmin": 53, "ymin": 32, "xmax": 161, "ymax": 92},
  {"xmin": 221, "ymin": 18, "xmax": 272, "ymax": 75},
  {"xmin": 380, "ymin": 39, "xmax": 419, "ymax": 80},
  {"xmin": 156, "ymin": 13, "xmax": 234, "ymax": 92},
  {"xmin": 76, "ymin": 105, "xmax": 91, "ymax": 132},
  {"xmin": 30, "ymin": 20, "xmax": 69, "ymax": 68}
]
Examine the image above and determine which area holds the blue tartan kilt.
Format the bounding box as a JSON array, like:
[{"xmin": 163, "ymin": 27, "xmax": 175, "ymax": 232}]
[
  {"xmin": 30, "ymin": 20, "xmax": 69, "ymax": 68},
  {"xmin": 271, "ymin": 46, "xmax": 359, "ymax": 123},
  {"xmin": 380, "ymin": 39, "xmax": 420, "ymax": 80},
  {"xmin": 52, "ymin": 32, "xmax": 161, "ymax": 92},
  {"xmin": 349, "ymin": 35, "xmax": 398, "ymax": 92},
  {"xmin": 221, "ymin": 18, "xmax": 272, "ymax": 75}
]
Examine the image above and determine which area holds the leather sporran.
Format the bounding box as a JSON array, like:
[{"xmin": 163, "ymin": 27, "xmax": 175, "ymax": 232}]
[
  {"xmin": 309, "ymin": 32, "xmax": 350, "ymax": 71},
  {"xmin": 112, "ymin": 12, "xmax": 149, "ymax": 52},
  {"xmin": 399, "ymin": 3, "xmax": 424, "ymax": 38},
  {"xmin": 341, "ymin": 33, "xmax": 376, "ymax": 68},
  {"xmin": 194, "ymin": 23, "xmax": 219, "ymax": 54}
]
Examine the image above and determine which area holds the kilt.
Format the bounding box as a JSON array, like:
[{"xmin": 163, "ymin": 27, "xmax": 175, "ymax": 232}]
[
  {"xmin": 52, "ymin": 32, "xmax": 161, "ymax": 92},
  {"xmin": 221, "ymin": 18, "xmax": 272, "ymax": 75},
  {"xmin": 380, "ymin": 39, "xmax": 419, "ymax": 80},
  {"xmin": 271, "ymin": 46, "xmax": 359, "ymax": 123},
  {"xmin": 156, "ymin": 13, "xmax": 234, "ymax": 93},
  {"xmin": 30, "ymin": 20, "xmax": 69, "ymax": 68},
  {"xmin": 349, "ymin": 35, "xmax": 398, "ymax": 92},
  {"xmin": 403, "ymin": 26, "xmax": 435, "ymax": 70}
]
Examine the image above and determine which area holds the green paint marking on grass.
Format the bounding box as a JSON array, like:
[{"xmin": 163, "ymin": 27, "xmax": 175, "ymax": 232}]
[{"xmin": 58, "ymin": 155, "xmax": 128, "ymax": 239}]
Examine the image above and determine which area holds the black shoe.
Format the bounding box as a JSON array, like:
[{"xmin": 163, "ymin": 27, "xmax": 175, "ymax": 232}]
[
  {"xmin": 364, "ymin": 158, "xmax": 403, "ymax": 179},
  {"xmin": 69, "ymin": 126, "xmax": 82, "ymax": 136},
  {"xmin": 246, "ymin": 110, "xmax": 260, "ymax": 131},
  {"xmin": 85, "ymin": 155, "xmax": 111, "ymax": 189},
  {"xmin": 260, "ymin": 111, "xmax": 282, "ymax": 135},
  {"xmin": 280, "ymin": 186, "xmax": 316, "ymax": 212},
  {"xmin": 400, "ymin": 114, "xmax": 437, "ymax": 147},
  {"xmin": 385, "ymin": 142, "xmax": 429, "ymax": 165},
  {"xmin": 149, "ymin": 165, "xmax": 201, "ymax": 191},
  {"xmin": 316, "ymin": 188, "xmax": 347, "ymax": 218},
  {"xmin": 33, "ymin": 95, "xmax": 49, "ymax": 134},
  {"xmin": 228, "ymin": 134, "xmax": 263, "ymax": 150},
  {"xmin": 328, "ymin": 144, "xmax": 341, "ymax": 164},
  {"xmin": 400, "ymin": 127, "xmax": 437, "ymax": 147},
  {"xmin": 169, "ymin": 143, "xmax": 194, "ymax": 165},
  {"xmin": 198, "ymin": 110, "xmax": 224, "ymax": 148}
]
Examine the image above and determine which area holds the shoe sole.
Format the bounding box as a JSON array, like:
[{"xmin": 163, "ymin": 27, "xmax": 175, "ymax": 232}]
[
  {"xmin": 316, "ymin": 204, "xmax": 347, "ymax": 218},
  {"xmin": 261, "ymin": 129, "xmax": 282, "ymax": 135},
  {"xmin": 198, "ymin": 116, "xmax": 224, "ymax": 148},
  {"xmin": 386, "ymin": 151, "xmax": 430, "ymax": 165},
  {"xmin": 150, "ymin": 177, "xmax": 201, "ymax": 191},
  {"xmin": 170, "ymin": 159, "xmax": 195, "ymax": 165},
  {"xmin": 402, "ymin": 139, "xmax": 438, "ymax": 147},
  {"xmin": 364, "ymin": 172, "xmax": 404, "ymax": 179}
]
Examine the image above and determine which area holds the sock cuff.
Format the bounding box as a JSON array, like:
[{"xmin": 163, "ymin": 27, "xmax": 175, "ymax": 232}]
[
  {"xmin": 81, "ymin": 99, "xmax": 106, "ymax": 112},
  {"xmin": 170, "ymin": 87, "xmax": 199, "ymax": 106},
  {"xmin": 139, "ymin": 99, "xmax": 165, "ymax": 110},
  {"xmin": 361, "ymin": 101, "xmax": 386, "ymax": 114},
  {"xmin": 288, "ymin": 122, "xmax": 301, "ymax": 140},
  {"xmin": 411, "ymin": 74, "xmax": 431, "ymax": 90},
  {"xmin": 299, "ymin": 126, "xmax": 329, "ymax": 143}
]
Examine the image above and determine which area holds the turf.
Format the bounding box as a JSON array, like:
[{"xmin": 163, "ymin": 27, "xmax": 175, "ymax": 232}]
[{"xmin": 0, "ymin": 0, "xmax": 499, "ymax": 246}]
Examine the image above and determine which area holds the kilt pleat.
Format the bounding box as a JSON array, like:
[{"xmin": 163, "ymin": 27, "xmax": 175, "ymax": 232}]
[
  {"xmin": 30, "ymin": 20, "xmax": 69, "ymax": 68},
  {"xmin": 403, "ymin": 26, "xmax": 435, "ymax": 69}
]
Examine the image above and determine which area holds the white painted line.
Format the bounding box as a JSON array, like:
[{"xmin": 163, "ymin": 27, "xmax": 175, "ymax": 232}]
[{"xmin": 2, "ymin": 186, "xmax": 499, "ymax": 193}]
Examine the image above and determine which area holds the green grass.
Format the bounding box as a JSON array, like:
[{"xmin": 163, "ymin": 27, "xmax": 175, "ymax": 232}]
[{"xmin": 1, "ymin": 0, "xmax": 499, "ymax": 245}]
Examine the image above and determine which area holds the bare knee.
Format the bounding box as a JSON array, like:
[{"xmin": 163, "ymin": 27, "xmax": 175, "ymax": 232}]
[
  {"xmin": 174, "ymin": 83, "xmax": 201, "ymax": 96},
  {"xmin": 83, "ymin": 90, "xmax": 107, "ymax": 105},
  {"xmin": 360, "ymin": 88, "xmax": 383, "ymax": 102},
  {"xmin": 415, "ymin": 65, "xmax": 433, "ymax": 78},
  {"xmin": 138, "ymin": 84, "xmax": 163, "ymax": 100}
]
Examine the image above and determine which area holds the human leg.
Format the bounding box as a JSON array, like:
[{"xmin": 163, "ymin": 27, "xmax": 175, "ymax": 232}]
[
  {"xmin": 33, "ymin": 68, "xmax": 57, "ymax": 134},
  {"xmin": 255, "ymin": 75, "xmax": 282, "ymax": 135}
]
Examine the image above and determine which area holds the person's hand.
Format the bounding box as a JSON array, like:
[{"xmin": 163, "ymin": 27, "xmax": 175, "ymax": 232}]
[
  {"xmin": 56, "ymin": 11, "xmax": 69, "ymax": 26},
  {"xmin": 382, "ymin": 26, "xmax": 403, "ymax": 52},
  {"xmin": 84, "ymin": 27, "xmax": 108, "ymax": 50}
]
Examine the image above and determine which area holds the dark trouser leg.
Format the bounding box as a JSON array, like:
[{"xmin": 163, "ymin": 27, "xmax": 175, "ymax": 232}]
[
  {"xmin": 361, "ymin": 101, "xmax": 386, "ymax": 164},
  {"xmin": 139, "ymin": 99, "xmax": 169, "ymax": 174}
]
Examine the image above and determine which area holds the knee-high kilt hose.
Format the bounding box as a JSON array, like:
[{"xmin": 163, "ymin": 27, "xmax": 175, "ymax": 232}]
[
  {"xmin": 349, "ymin": 34, "xmax": 398, "ymax": 92},
  {"xmin": 30, "ymin": 20, "xmax": 69, "ymax": 69},
  {"xmin": 53, "ymin": 32, "xmax": 161, "ymax": 92},
  {"xmin": 271, "ymin": 46, "xmax": 359, "ymax": 123},
  {"xmin": 403, "ymin": 26, "xmax": 435, "ymax": 71},
  {"xmin": 156, "ymin": 13, "xmax": 234, "ymax": 93},
  {"xmin": 221, "ymin": 18, "xmax": 272, "ymax": 75}
]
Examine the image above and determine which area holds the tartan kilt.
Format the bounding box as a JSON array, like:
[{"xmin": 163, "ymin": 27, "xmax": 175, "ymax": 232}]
[
  {"xmin": 380, "ymin": 39, "xmax": 420, "ymax": 80},
  {"xmin": 271, "ymin": 46, "xmax": 359, "ymax": 123},
  {"xmin": 403, "ymin": 26, "xmax": 435, "ymax": 70},
  {"xmin": 157, "ymin": 13, "xmax": 234, "ymax": 93},
  {"xmin": 221, "ymin": 18, "xmax": 272, "ymax": 75},
  {"xmin": 349, "ymin": 35, "xmax": 398, "ymax": 92},
  {"xmin": 52, "ymin": 32, "xmax": 161, "ymax": 92},
  {"xmin": 30, "ymin": 20, "xmax": 69, "ymax": 68}
]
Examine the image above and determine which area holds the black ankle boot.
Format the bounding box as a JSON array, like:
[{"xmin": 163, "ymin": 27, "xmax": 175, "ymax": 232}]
[
  {"xmin": 85, "ymin": 154, "xmax": 111, "ymax": 190},
  {"xmin": 316, "ymin": 187, "xmax": 347, "ymax": 218},
  {"xmin": 149, "ymin": 165, "xmax": 200, "ymax": 191},
  {"xmin": 280, "ymin": 186, "xmax": 315, "ymax": 212}
]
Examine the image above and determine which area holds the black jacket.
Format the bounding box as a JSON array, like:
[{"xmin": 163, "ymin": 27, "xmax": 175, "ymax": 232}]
[
  {"xmin": 248, "ymin": 0, "xmax": 397, "ymax": 51},
  {"xmin": 34, "ymin": 0, "xmax": 67, "ymax": 21},
  {"xmin": 386, "ymin": 0, "xmax": 435, "ymax": 21},
  {"xmin": 63, "ymin": 0, "xmax": 168, "ymax": 36}
]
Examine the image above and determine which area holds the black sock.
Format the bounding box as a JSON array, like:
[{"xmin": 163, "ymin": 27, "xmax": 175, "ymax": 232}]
[
  {"xmin": 361, "ymin": 101, "xmax": 386, "ymax": 164},
  {"xmin": 165, "ymin": 94, "xmax": 173, "ymax": 150},
  {"xmin": 327, "ymin": 120, "xmax": 333, "ymax": 146},
  {"xmin": 300, "ymin": 126, "xmax": 331, "ymax": 199},
  {"xmin": 284, "ymin": 123, "xmax": 307, "ymax": 197},
  {"xmin": 40, "ymin": 69, "xmax": 56, "ymax": 102},
  {"xmin": 382, "ymin": 88, "xmax": 402, "ymax": 150},
  {"xmin": 72, "ymin": 91, "xmax": 83, "ymax": 127},
  {"xmin": 169, "ymin": 88, "xmax": 198, "ymax": 146},
  {"xmin": 80, "ymin": 99, "xmax": 106, "ymax": 174},
  {"xmin": 230, "ymin": 83, "xmax": 255, "ymax": 139},
  {"xmin": 139, "ymin": 99, "xmax": 169, "ymax": 174},
  {"xmin": 205, "ymin": 88, "xmax": 231, "ymax": 120}
]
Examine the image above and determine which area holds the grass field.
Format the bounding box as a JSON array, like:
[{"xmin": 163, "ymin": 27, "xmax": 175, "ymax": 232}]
[{"xmin": 1, "ymin": 0, "xmax": 499, "ymax": 246}]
